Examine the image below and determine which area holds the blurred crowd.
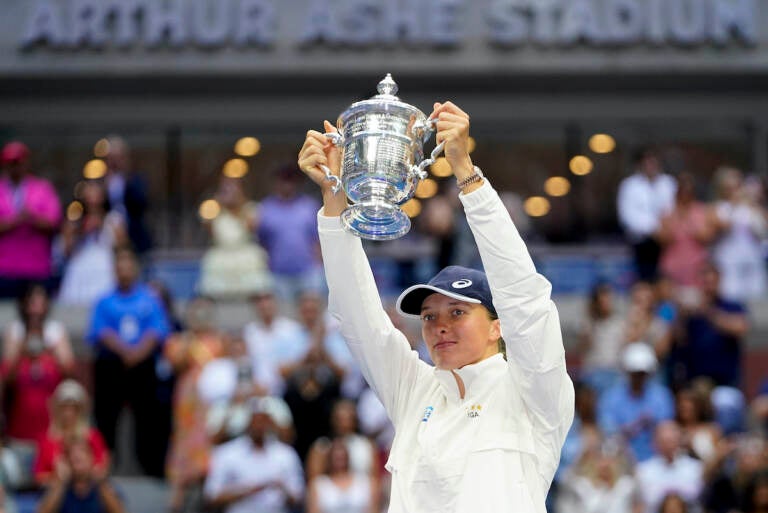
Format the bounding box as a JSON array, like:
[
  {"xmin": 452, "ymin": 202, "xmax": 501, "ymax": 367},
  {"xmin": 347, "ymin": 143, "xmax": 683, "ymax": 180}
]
[{"xmin": 0, "ymin": 137, "xmax": 767, "ymax": 513}]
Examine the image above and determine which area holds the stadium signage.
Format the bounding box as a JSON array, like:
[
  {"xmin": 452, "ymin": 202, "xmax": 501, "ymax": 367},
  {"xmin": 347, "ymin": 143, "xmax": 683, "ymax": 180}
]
[{"xmin": 20, "ymin": 0, "xmax": 757, "ymax": 50}]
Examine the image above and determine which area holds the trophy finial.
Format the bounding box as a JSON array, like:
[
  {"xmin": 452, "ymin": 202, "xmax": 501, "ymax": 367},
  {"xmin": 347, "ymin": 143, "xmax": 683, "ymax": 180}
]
[{"xmin": 376, "ymin": 73, "xmax": 398, "ymax": 97}]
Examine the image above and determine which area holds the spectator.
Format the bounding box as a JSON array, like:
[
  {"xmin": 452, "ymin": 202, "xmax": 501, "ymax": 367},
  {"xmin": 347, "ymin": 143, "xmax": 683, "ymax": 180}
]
[
  {"xmin": 198, "ymin": 176, "xmax": 272, "ymax": 298},
  {"xmin": 33, "ymin": 380, "xmax": 109, "ymax": 487},
  {"xmin": 164, "ymin": 297, "xmax": 225, "ymax": 513},
  {"xmin": 711, "ymin": 167, "xmax": 768, "ymax": 302},
  {"xmin": 657, "ymin": 172, "xmax": 716, "ymax": 289},
  {"xmin": 624, "ymin": 281, "xmax": 673, "ymax": 363},
  {"xmin": 242, "ymin": 290, "xmax": 304, "ymax": 396},
  {"xmin": 257, "ymin": 164, "xmax": 323, "ymax": 303},
  {"xmin": 704, "ymin": 434, "xmax": 768, "ymax": 513},
  {"xmin": 577, "ymin": 282, "xmax": 626, "ymax": 395},
  {"xmin": 0, "ymin": 141, "xmax": 62, "ymax": 298},
  {"xmin": 617, "ymin": 147, "xmax": 677, "ymax": 282},
  {"xmin": 102, "ymin": 136, "xmax": 151, "ymax": 255},
  {"xmin": 1, "ymin": 284, "xmax": 73, "ymax": 443},
  {"xmin": 290, "ymin": 291, "xmax": 360, "ymax": 399},
  {"xmin": 282, "ymin": 328, "xmax": 345, "ymax": 461},
  {"xmin": 36, "ymin": 439, "xmax": 124, "ymax": 513},
  {"xmin": 307, "ymin": 437, "xmax": 380, "ymax": 513},
  {"xmin": 204, "ymin": 398, "xmax": 304, "ymax": 513},
  {"xmin": 675, "ymin": 387, "xmax": 722, "ymax": 463},
  {"xmin": 198, "ymin": 335, "xmax": 294, "ymax": 446},
  {"xmin": 676, "ymin": 264, "xmax": 748, "ymax": 388},
  {"xmin": 636, "ymin": 421, "xmax": 704, "ymax": 513},
  {"xmin": 598, "ymin": 343, "xmax": 675, "ymax": 462},
  {"xmin": 57, "ymin": 180, "xmax": 127, "ymax": 305},
  {"xmin": 306, "ymin": 399, "xmax": 377, "ymax": 481},
  {"xmin": 556, "ymin": 440, "xmax": 638, "ymax": 513},
  {"xmin": 87, "ymin": 247, "xmax": 169, "ymax": 477}
]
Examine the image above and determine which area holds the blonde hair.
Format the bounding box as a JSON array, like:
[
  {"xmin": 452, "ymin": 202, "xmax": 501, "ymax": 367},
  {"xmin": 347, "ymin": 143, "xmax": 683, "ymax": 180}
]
[{"xmin": 49, "ymin": 380, "xmax": 90, "ymax": 439}]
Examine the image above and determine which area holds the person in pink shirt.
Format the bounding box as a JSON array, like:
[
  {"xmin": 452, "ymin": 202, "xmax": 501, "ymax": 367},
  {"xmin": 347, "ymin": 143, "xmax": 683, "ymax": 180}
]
[{"xmin": 0, "ymin": 141, "xmax": 62, "ymax": 298}]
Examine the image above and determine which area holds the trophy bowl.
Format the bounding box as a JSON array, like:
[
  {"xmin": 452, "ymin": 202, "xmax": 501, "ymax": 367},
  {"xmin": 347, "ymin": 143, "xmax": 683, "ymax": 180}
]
[{"xmin": 320, "ymin": 74, "xmax": 443, "ymax": 240}]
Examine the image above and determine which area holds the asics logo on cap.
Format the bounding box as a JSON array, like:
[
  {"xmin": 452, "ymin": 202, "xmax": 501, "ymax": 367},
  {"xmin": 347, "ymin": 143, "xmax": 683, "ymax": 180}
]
[{"xmin": 451, "ymin": 279, "xmax": 472, "ymax": 289}]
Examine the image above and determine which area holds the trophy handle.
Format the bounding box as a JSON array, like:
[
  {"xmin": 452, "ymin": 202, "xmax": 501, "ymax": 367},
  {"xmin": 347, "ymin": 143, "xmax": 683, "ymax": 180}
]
[
  {"xmin": 319, "ymin": 131, "xmax": 344, "ymax": 194},
  {"xmin": 412, "ymin": 140, "xmax": 446, "ymax": 180},
  {"xmin": 319, "ymin": 165, "xmax": 342, "ymax": 194}
]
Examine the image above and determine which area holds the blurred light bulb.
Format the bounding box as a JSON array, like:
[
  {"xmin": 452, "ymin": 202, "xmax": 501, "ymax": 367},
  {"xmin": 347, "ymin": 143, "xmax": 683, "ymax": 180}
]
[
  {"xmin": 66, "ymin": 201, "xmax": 83, "ymax": 221},
  {"xmin": 234, "ymin": 137, "xmax": 261, "ymax": 157},
  {"xmin": 589, "ymin": 133, "xmax": 616, "ymax": 154},
  {"xmin": 544, "ymin": 176, "xmax": 571, "ymax": 197},
  {"xmin": 401, "ymin": 198, "xmax": 422, "ymax": 218},
  {"xmin": 199, "ymin": 199, "xmax": 221, "ymax": 220},
  {"xmin": 524, "ymin": 196, "xmax": 550, "ymax": 217},
  {"xmin": 415, "ymin": 178, "xmax": 438, "ymax": 199},
  {"xmin": 93, "ymin": 139, "xmax": 110, "ymax": 158},
  {"xmin": 83, "ymin": 159, "xmax": 107, "ymax": 179},
  {"xmin": 430, "ymin": 157, "xmax": 452, "ymax": 178},
  {"xmin": 223, "ymin": 158, "xmax": 249, "ymax": 178},
  {"xmin": 569, "ymin": 155, "xmax": 594, "ymax": 176}
]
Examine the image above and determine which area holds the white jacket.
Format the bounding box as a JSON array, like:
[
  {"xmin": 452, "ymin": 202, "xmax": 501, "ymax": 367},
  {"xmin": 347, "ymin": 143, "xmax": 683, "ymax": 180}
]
[{"xmin": 318, "ymin": 179, "xmax": 574, "ymax": 513}]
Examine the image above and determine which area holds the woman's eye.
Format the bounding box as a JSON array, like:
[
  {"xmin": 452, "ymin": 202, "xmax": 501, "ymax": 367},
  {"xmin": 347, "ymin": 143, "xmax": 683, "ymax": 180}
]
[
  {"xmin": 421, "ymin": 314, "xmax": 434, "ymax": 321},
  {"xmin": 452, "ymin": 309, "xmax": 465, "ymax": 316}
]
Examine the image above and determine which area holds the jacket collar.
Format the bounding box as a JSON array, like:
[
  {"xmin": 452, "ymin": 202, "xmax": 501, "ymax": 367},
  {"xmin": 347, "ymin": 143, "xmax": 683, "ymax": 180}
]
[{"xmin": 434, "ymin": 353, "xmax": 507, "ymax": 403}]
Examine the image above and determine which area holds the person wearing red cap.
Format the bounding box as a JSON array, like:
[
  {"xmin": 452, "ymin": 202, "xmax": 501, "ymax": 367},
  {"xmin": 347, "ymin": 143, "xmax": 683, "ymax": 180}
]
[
  {"xmin": 0, "ymin": 141, "xmax": 62, "ymax": 298},
  {"xmin": 298, "ymin": 103, "xmax": 574, "ymax": 513}
]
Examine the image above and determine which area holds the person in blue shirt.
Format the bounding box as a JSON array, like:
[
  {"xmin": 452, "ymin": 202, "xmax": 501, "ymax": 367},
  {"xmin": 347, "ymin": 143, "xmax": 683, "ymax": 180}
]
[
  {"xmin": 87, "ymin": 246, "xmax": 170, "ymax": 477},
  {"xmin": 598, "ymin": 342, "xmax": 675, "ymax": 462}
]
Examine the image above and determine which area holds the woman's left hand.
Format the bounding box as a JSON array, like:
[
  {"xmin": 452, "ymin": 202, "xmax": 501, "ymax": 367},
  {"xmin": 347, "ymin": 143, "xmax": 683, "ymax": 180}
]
[{"xmin": 429, "ymin": 102, "xmax": 473, "ymax": 181}]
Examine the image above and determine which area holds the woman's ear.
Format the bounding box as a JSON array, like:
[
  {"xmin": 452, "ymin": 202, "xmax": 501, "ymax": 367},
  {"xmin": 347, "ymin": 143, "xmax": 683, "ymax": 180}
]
[{"xmin": 490, "ymin": 318, "xmax": 501, "ymax": 341}]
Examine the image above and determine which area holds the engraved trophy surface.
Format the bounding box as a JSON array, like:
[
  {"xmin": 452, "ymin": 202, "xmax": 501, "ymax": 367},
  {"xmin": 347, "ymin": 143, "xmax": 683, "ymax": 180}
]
[{"xmin": 320, "ymin": 74, "xmax": 443, "ymax": 240}]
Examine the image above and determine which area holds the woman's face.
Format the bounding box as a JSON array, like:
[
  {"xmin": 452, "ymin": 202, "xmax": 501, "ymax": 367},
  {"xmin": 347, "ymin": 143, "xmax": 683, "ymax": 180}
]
[
  {"xmin": 58, "ymin": 402, "xmax": 81, "ymax": 428},
  {"xmin": 676, "ymin": 393, "xmax": 698, "ymax": 424},
  {"xmin": 25, "ymin": 288, "xmax": 49, "ymax": 319},
  {"xmin": 596, "ymin": 288, "xmax": 614, "ymax": 316},
  {"xmin": 420, "ymin": 293, "xmax": 500, "ymax": 370},
  {"xmin": 328, "ymin": 441, "xmax": 350, "ymax": 474}
]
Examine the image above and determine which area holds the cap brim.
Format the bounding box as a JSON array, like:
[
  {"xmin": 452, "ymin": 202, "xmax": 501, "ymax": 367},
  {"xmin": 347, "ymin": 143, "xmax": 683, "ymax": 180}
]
[{"xmin": 395, "ymin": 284, "xmax": 481, "ymax": 319}]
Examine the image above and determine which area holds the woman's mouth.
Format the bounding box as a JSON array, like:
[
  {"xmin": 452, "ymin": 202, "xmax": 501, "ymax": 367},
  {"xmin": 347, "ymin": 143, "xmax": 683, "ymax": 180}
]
[{"xmin": 433, "ymin": 341, "xmax": 456, "ymax": 351}]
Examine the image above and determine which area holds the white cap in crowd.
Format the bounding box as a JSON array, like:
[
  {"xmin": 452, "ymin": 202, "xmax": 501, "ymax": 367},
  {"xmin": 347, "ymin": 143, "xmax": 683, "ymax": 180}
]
[{"xmin": 621, "ymin": 342, "xmax": 657, "ymax": 374}]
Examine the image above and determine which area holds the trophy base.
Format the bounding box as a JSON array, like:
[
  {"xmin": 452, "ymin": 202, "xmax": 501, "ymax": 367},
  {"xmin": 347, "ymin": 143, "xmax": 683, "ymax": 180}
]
[{"xmin": 341, "ymin": 201, "xmax": 411, "ymax": 241}]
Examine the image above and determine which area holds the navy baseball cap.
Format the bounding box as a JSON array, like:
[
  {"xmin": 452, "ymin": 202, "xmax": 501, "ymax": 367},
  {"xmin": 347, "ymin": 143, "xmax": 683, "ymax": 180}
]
[{"xmin": 396, "ymin": 265, "xmax": 496, "ymax": 319}]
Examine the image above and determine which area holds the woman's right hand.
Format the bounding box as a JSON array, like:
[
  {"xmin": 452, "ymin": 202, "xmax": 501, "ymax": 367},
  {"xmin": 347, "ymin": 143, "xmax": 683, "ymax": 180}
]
[{"xmin": 298, "ymin": 121, "xmax": 346, "ymax": 217}]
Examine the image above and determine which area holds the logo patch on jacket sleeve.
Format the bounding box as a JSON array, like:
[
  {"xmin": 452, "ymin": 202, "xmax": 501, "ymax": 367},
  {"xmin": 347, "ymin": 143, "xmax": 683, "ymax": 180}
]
[{"xmin": 421, "ymin": 406, "xmax": 434, "ymax": 422}]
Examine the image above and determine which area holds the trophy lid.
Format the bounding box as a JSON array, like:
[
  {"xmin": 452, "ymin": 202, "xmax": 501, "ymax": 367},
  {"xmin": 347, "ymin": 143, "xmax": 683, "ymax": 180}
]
[
  {"xmin": 340, "ymin": 73, "xmax": 427, "ymax": 124},
  {"xmin": 374, "ymin": 73, "xmax": 399, "ymax": 99}
]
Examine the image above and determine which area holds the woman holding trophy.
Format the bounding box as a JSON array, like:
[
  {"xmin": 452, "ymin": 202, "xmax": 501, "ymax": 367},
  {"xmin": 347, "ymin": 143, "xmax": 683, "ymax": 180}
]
[{"xmin": 298, "ymin": 92, "xmax": 574, "ymax": 512}]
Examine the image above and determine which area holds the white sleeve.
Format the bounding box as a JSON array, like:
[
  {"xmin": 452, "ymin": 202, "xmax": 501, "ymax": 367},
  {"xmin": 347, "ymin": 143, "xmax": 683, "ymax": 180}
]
[
  {"xmin": 281, "ymin": 446, "xmax": 306, "ymax": 501},
  {"xmin": 617, "ymin": 177, "xmax": 654, "ymax": 237},
  {"xmin": 459, "ymin": 180, "xmax": 575, "ymax": 481},
  {"xmin": 318, "ymin": 213, "xmax": 430, "ymax": 425},
  {"xmin": 203, "ymin": 444, "xmax": 229, "ymax": 499}
]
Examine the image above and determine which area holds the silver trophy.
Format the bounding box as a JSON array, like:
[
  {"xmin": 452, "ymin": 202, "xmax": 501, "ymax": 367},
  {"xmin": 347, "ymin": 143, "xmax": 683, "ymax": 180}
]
[{"xmin": 320, "ymin": 74, "xmax": 444, "ymax": 240}]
